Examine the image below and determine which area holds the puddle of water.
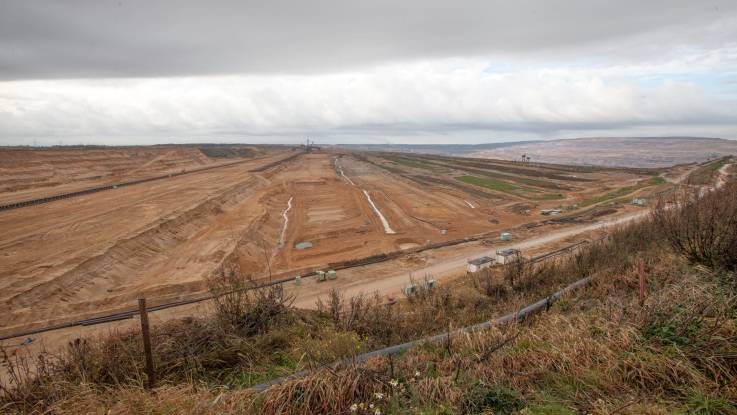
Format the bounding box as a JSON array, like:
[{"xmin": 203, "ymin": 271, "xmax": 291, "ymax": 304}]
[{"xmin": 295, "ymin": 241, "xmax": 313, "ymax": 250}]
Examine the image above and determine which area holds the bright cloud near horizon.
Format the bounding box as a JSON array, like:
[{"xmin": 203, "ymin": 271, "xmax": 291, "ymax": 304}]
[{"xmin": 1, "ymin": 0, "xmax": 737, "ymax": 146}]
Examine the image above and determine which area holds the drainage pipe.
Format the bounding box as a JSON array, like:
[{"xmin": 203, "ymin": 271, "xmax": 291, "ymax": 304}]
[{"xmin": 249, "ymin": 275, "xmax": 594, "ymax": 391}]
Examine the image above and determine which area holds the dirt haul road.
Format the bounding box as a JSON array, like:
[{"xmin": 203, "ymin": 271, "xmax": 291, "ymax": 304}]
[{"xmin": 289, "ymin": 207, "xmax": 651, "ymax": 308}]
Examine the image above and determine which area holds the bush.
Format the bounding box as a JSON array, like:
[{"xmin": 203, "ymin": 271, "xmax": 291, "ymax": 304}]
[
  {"xmin": 653, "ymin": 184, "xmax": 737, "ymax": 272},
  {"xmin": 315, "ymin": 289, "xmax": 396, "ymax": 344},
  {"xmin": 470, "ymin": 268, "xmax": 509, "ymax": 299},
  {"xmin": 207, "ymin": 268, "xmax": 295, "ymax": 336}
]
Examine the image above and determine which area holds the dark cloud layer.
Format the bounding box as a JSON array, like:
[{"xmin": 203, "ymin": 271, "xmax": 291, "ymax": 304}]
[
  {"xmin": 1, "ymin": 1, "xmax": 736, "ymax": 145},
  {"xmin": 2, "ymin": 0, "xmax": 736, "ymax": 80}
]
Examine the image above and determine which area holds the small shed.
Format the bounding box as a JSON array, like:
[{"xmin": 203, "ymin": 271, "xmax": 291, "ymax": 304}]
[
  {"xmin": 500, "ymin": 232, "xmax": 512, "ymax": 241},
  {"xmin": 541, "ymin": 209, "xmax": 561, "ymax": 215},
  {"xmin": 496, "ymin": 248, "xmax": 521, "ymax": 264},
  {"xmin": 467, "ymin": 256, "xmax": 494, "ymax": 273},
  {"xmin": 326, "ymin": 270, "xmax": 337, "ymax": 280},
  {"xmin": 316, "ymin": 271, "xmax": 326, "ymax": 282},
  {"xmin": 631, "ymin": 198, "xmax": 647, "ymax": 206},
  {"xmin": 403, "ymin": 284, "xmax": 417, "ymax": 296}
]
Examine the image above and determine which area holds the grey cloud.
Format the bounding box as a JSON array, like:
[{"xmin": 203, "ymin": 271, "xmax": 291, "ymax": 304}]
[{"xmin": 2, "ymin": 0, "xmax": 737, "ymax": 80}]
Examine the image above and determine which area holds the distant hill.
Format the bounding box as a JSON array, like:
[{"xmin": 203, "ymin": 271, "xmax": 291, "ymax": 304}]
[
  {"xmin": 339, "ymin": 140, "xmax": 543, "ymax": 155},
  {"xmin": 342, "ymin": 137, "xmax": 737, "ymax": 168},
  {"xmin": 469, "ymin": 137, "xmax": 737, "ymax": 168}
]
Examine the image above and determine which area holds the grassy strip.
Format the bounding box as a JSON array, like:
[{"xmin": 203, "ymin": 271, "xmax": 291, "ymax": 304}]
[
  {"xmin": 578, "ymin": 176, "xmax": 665, "ymax": 207},
  {"xmin": 400, "ymin": 152, "xmax": 665, "ymax": 176},
  {"xmin": 381, "ymin": 155, "xmax": 576, "ymax": 190},
  {"xmin": 456, "ymin": 175, "xmax": 564, "ymax": 200},
  {"xmin": 423, "ymin": 159, "xmax": 569, "ymax": 190},
  {"xmin": 687, "ymin": 156, "xmax": 730, "ymax": 185},
  {"xmin": 412, "ymin": 154, "xmax": 594, "ymax": 183},
  {"xmin": 354, "ymin": 154, "xmax": 505, "ymax": 201},
  {"xmin": 410, "ymin": 175, "xmax": 506, "ymax": 201}
]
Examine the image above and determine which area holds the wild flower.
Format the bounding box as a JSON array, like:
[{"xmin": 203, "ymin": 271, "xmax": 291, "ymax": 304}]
[
  {"xmin": 350, "ymin": 403, "xmax": 358, "ymax": 412},
  {"xmin": 374, "ymin": 392, "xmax": 384, "ymax": 400},
  {"xmin": 389, "ymin": 379, "xmax": 399, "ymax": 387}
]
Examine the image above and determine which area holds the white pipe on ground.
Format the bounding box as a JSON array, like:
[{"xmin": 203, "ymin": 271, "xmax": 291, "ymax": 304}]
[
  {"xmin": 335, "ymin": 159, "xmax": 356, "ymax": 186},
  {"xmin": 272, "ymin": 196, "xmax": 293, "ymax": 257},
  {"xmin": 362, "ymin": 189, "xmax": 396, "ymax": 234}
]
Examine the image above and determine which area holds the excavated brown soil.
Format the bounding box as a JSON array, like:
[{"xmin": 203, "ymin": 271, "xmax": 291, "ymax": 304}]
[{"xmin": 0, "ymin": 146, "xmax": 673, "ymax": 336}]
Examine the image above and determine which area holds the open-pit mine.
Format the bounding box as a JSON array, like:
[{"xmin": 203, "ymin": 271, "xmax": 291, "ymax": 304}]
[{"xmin": 0, "ymin": 144, "xmax": 691, "ymax": 341}]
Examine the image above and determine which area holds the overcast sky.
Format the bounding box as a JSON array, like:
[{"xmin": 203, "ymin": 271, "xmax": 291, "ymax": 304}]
[{"xmin": 1, "ymin": 0, "xmax": 736, "ymax": 146}]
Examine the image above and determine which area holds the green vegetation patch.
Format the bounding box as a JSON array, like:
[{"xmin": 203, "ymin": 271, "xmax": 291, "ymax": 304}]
[
  {"xmin": 579, "ymin": 176, "xmax": 665, "ymax": 207},
  {"xmin": 687, "ymin": 157, "xmax": 731, "ymax": 185},
  {"xmin": 440, "ymin": 159, "xmax": 586, "ymax": 182},
  {"xmin": 456, "ymin": 175, "xmax": 564, "ymax": 200},
  {"xmin": 353, "ymin": 154, "xmax": 506, "ymax": 201},
  {"xmin": 411, "ymin": 175, "xmax": 506, "ymax": 201},
  {"xmin": 404, "ymin": 156, "xmax": 572, "ymax": 190}
]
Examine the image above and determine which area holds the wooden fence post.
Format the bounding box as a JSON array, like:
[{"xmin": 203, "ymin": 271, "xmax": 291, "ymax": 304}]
[
  {"xmin": 638, "ymin": 260, "xmax": 646, "ymax": 306},
  {"xmin": 138, "ymin": 298, "xmax": 156, "ymax": 389}
]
